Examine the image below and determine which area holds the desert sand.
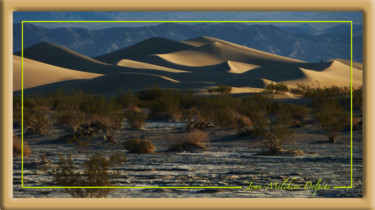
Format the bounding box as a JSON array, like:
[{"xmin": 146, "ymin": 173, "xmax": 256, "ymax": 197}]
[
  {"xmin": 13, "ymin": 55, "xmax": 103, "ymax": 91},
  {"xmin": 15, "ymin": 36, "xmax": 362, "ymax": 94}
]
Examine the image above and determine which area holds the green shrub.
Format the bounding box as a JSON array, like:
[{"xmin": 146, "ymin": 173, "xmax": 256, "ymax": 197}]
[
  {"xmin": 265, "ymin": 83, "xmax": 289, "ymax": 93},
  {"xmin": 123, "ymin": 138, "xmax": 155, "ymax": 154},
  {"xmin": 52, "ymin": 152, "xmax": 126, "ymax": 198},
  {"xmin": 314, "ymin": 98, "xmax": 349, "ymax": 143},
  {"xmin": 137, "ymin": 85, "xmax": 163, "ymax": 101},
  {"xmin": 150, "ymin": 94, "xmax": 182, "ymax": 120},
  {"xmin": 117, "ymin": 89, "xmax": 139, "ymax": 109},
  {"xmin": 254, "ymin": 103, "xmax": 294, "ymax": 154},
  {"xmin": 207, "ymin": 84, "xmax": 232, "ymax": 95},
  {"xmin": 290, "ymin": 84, "xmax": 350, "ymax": 98},
  {"xmin": 51, "ymin": 90, "xmax": 124, "ymax": 135},
  {"xmin": 288, "ymin": 104, "xmax": 310, "ymax": 126}
]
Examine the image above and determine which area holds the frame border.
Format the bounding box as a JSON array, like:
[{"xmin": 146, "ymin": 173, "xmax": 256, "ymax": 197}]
[{"xmin": 1, "ymin": 0, "xmax": 374, "ymax": 209}]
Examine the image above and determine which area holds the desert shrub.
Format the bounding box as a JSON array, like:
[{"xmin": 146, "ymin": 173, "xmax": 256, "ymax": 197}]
[
  {"xmin": 137, "ymin": 87, "xmax": 183, "ymax": 120},
  {"xmin": 237, "ymin": 94, "xmax": 273, "ymax": 131},
  {"xmin": 233, "ymin": 112, "xmax": 253, "ymax": 129},
  {"xmin": 197, "ymin": 95, "xmax": 240, "ymax": 128},
  {"xmin": 126, "ymin": 111, "xmax": 147, "ymax": 129},
  {"xmin": 265, "ymin": 83, "xmax": 289, "ymax": 93},
  {"xmin": 313, "ymin": 98, "xmax": 349, "ymax": 143},
  {"xmin": 137, "ymin": 85, "xmax": 163, "ymax": 101},
  {"xmin": 290, "ymin": 84, "xmax": 350, "ymax": 98},
  {"xmin": 207, "ymin": 84, "xmax": 232, "ymax": 95},
  {"xmin": 23, "ymin": 107, "xmax": 49, "ymax": 135},
  {"xmin": 288, "ymin": 104, "xmax": 310, "ymax": 126},
  {"xmin": 353, "ymin": 87, "xmax": 362, "ymax": 110},
  {"xmin": 117, "ymin": 89, "xmax": 140, "ymax": 109},
  {"xmin": 123, "ymin": 138, "xmax": 155, "ymax": 153},
  {"xmin": 52, "ymin": 152, "xmax": 126, "ymax": 198},
  {"xmin": 13, "ymin": 96, "xmax": 38, "ymax": 129},
  {"xmin": 182, "ymin": 107, "xmax": 201, "ymax": 121},
  {"xmin": 13, "ymin": 135, "xmax": 31, "ymax": 157},
  {"xmin": 51, "ymin": 90, "xmax": 124, "ymax": 135},
  {"xmin": 67, "ymin": 133, "xmax": 92, "ymax": 152},
  {"xmin": 169, "ymin": 130, "xmax": 210, "ymax": 152},
  {"xmin": 150, "ymin": 93, "xmax": 182, "ymax": 120},
  {"xmin": 54, "ymin": 110, "xmax": 85, "ymax": 133},
  {"xmin": 254, "ymin": 103, "xmax": 294, "ymax": 154}
]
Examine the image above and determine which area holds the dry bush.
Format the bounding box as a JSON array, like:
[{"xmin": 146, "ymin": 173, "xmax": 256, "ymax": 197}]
[
  {"xmin": 23, "ymin": 107, "xmax": 49, "ymax": 135},
  {"xmin": 52, "ymin": 152, "xmax": 126, "ymax": 198},
  {"xmin": 183, "ymin": 129, "xmax": 209, "ymax": 147},
  {"xmin": 234, "ymin": 112, "xmax": 252, "ymax": 129},
  {"xmin": 54, "ymin": 110, "xmax": 85, "ymax": 133},
  {"xmin": 126, "ymin": 112, "xmax": 147, "ymax": 129},
  {"xmin": 67, "ymin": 133, "xmax": 92, "ymax": 152},
  {"xmin": 123, "ymin": 138, "xmax": 155, "ymax": 154},
  {"xmin": 169, "ymin": 130, "xmax": 210, "ymax": 152},
  {"xmin": 13, "ymin": 135, "xmax": 31, "ymax": 157}
]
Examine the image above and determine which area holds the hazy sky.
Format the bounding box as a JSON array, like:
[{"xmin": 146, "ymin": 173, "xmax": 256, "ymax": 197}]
[{"xmin": 13, "ymin": 11, "xmax": 362, "ymax": 30}]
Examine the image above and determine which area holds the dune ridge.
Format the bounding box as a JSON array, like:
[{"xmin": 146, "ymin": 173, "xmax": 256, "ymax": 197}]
[
  {"xmin": 15, "ymin": 36, "xmax": 362, "ymax": 95},
  {"xmin": 13, "ymin": 55, "xmax": 102, "ymax": 91}
]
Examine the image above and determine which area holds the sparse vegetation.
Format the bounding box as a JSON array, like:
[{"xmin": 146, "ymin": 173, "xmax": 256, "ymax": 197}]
[
  {"xmin": 52, "ymin": 152, "xmax": 126, "ymax": 198},
  {"xmin": 265, "ymin": 83, "xmax": 289, "ymax": 93},
  {"xmin": 313, "ymin": 98, "xmax": 349, "ymax": 143},
  {"xmin": 353, "ymin": 87, "xmax": 362, "ymax": 110},
  {"xmin": 290, "ymin": 84, "xmax": 350, "ymax": 98},
  {"xmin": 255, "ymin": 104, "xmax": 295, "ymax": 154},
  {"xmin": 23, "ymin": 107, "xmax": 49, "ymax": 135},
  {"xmin": 13, "ymin": 135, "xmax": 31, "ymax": 157},
  {"xmin": 67, "ymin": 133, "xmax": 92, "ymax": 152},
  {"xmin": 288, "ymin": 104, "xmax": 310, "ymax": 127},
  {"xmin": 123, "ymin": 138, "xmax": 155, "ymax": 154},
  {"xmin": 126, "ymin": 111, "xmax": 147, "ymax": 129},
  {"xmin": 168, "ymin": 129, "xmax": 210, "ymax": 152},
  {"xmin": 207, "ymin": 84, "xmax": 232, "ymax": 95}
]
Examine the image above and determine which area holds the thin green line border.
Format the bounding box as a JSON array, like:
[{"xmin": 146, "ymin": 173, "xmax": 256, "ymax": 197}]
[{"xmin": 20, "ymin": 20, "xmax": 354, "ymax": 190}]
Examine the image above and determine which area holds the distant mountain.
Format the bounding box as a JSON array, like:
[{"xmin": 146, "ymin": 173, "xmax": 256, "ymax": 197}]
[{"xmin": 14, "ymin": 23, "xmax": 362, "ymax": 62}]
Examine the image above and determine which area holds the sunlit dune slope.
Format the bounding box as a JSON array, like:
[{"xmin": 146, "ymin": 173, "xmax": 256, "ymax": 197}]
[{"xmin": 13, "ymin": 55, "xmax": 102, "ymax": 91}]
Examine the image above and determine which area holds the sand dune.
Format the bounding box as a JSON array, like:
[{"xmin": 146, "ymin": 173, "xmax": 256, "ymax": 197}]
[
  {"xmin": 283, "ymin": 60, "xmax": 362, "ymax": 89},
  {"xmin": 175, "ymin": 36, "xmax": 304, "ymax": 66},
  {"xmin": 334, "ymin": 58, "xmax": 363, "ymax": 70},
  {"xmin": 15, "ymin": 42, "xmax": 119, "ymax": 74},
  {"xmin": 155, "ymin": 50, "xmax": 224, "ymax": 67},
  {"xmin": 13, "ymin": 55, "xmax": 102, "ymax": 91},
  {"xmin": 95, "ymin": 37, "xmax": 195, "ymax": 64},
  {"xmin": 15, "ymin": 36, "xmax": 362, "ymax": 95},
  {"xmin": 117, "ymin": 59, "xmax": 190, "ymax": 73},
  {"xmin": 227, "ymin": 61, "xmax": 260, "ymax": 74}
]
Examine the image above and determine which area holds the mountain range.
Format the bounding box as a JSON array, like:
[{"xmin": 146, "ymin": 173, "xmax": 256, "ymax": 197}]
[{"xmin": 13, "ymin": 23, "xmax": 362, "ymax": 62}]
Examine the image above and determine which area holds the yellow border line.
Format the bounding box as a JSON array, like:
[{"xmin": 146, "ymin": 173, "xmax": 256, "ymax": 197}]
[{"xmin": 20, "ymin": 20, "xmax": 354, "ymax": 189}]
